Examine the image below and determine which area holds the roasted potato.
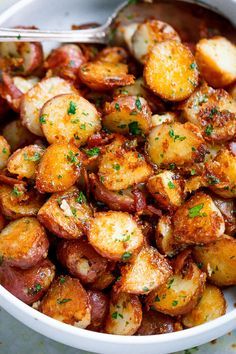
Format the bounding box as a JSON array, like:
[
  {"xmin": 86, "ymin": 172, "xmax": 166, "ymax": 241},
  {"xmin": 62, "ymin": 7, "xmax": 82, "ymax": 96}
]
[
  {"xmin": 57, "ymin": 238, "xmax": 108, "ymax": 284},
  {"xmin": 147, "ymin": 122, "xmax": 206, "ymax": 167},
  {"xmin": 144, "ymin": 41, "xmax": 199, "ymax": 101},
  {"xmin": 78, "ymin": 61, "xmax": 134, "ymax": 91},
  {"xmin": 196, "ymin": 36, "xmax": 236, "ymax": 88},
  {"xmin": 7, "ymin": 144, "xmax": 44, "ymax": 179},
  {"xmin": 2, "ymin": 120, "xmax": 36, "ymax": 151},
  {"xmin": 0, "ymin": 259, "xmax": 55, "ymax": 305},
  {"xmin": 36, "ymin": 142, "xmax": 82, "ymax": 193},
  {"xmin": 40, "ymin": 276, "xmax": 91, "ymax": 328},
  {"xmin": 155, "ymin": 215, "xmax": 176, "ymax": 256},
  {"xmin": 38, "ymin": 186, "xmax": 92, "ymax": 239},
  {"xmin": 116, "ymin": 23, "xmax": 139, "ymax": 53},
  {"xmin": 87, "ymin": 211, "xmax": 144, "ymax": 261},
  {"xmin": 173, "ymin": 192, "xmax": 225, "ymax": 246},
  {"xmin": 21, "ymin": 77, "xmax": 78, "ymax": 136},
  {"xmin": 193, "ymin": 235, "xmax": 236, "ymax": 287},
  {"xmin": 115, "ymin": 246, "xmax": 172, "ymax": 295},
  {"xmin": 151, "ymin": 112, "xmax": 177, "ymax": 128},
  {"xmin": 105, "ymin": 291, "xmax": 142, "ymax": 335},
  {"xmin": 0, "ymin": 136, "xmax": 10, "ymax": 170},
  {"xmin": 90, "ymin": 270, "xmax": 116, "ymax": 291},
  {"xmin": 182, "ymin": 85, "xmax": 236, "ymax": 142},
  {"xmin": 136, "ymin": 310, "xmax": 176, "ymax": 335},
  {"xmin": 87, "ymin": 290, "xmax": 109, "ymax": 331},
  {"xmin": 0, "ymin": 217, "xmax": 49, "ymax": 269},
  {"xmin": 213, "ymin": 197, "xmax": 236, "ymax": 235},
  {"xmin": 182, "ymin": 284, "xmax": 226, "ymax": 328},
  {"xmin": 146, "ymin": 261, "xmax": 206, "ymax": 316},
  {"xmin": 132, "ymin": 20, "xmax": 180, "ymax": 64},
  {"xmin": 103, "ymin": 96, "xmax": 152, "ymax": 135},
  {"xmin": 95, "ymin": 47, "xmax": 128, "ymax": 64}
]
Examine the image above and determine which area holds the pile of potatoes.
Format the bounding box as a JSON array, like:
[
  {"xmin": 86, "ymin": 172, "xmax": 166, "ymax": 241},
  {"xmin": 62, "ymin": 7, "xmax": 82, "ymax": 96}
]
[{"xmin": 0, "ymin": 11, "xmax": 235, "ymax": 336}]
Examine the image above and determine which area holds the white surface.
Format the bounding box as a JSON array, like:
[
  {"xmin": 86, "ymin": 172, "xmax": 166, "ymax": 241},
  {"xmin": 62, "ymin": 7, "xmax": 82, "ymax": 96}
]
[{"xmin": 0, "ymin": 0, "xmax": 236, "ymax": 353}]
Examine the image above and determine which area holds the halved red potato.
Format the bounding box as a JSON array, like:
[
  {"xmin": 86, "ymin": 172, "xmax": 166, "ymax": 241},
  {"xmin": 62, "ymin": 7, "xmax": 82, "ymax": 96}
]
[
  {"xmin": 155, "ymin": 215, "xmax": 176, "ymax": 256},
  {"xmin": 182, "ymin": 284, "xmax": 226, "ymax": 328},
  {"xmin": 0, "ymin": 184, "xmax": 44, "ymax": 219},
  {"xmin": 21, "ymin": 77, "xmax": 78, "ymax": 136},
  {"xmin": 0, "ymin": 41, "xmax": 43, "ymax": 75},
  {"xmin": 78, "ymin": 61, "xmax": 134, "ymax": 91},
  {"xmin": 87, "ymin": 211, "xmax": 144, "ymax": 261},
  {"xmin": 147, "ymin": 171, "xmax": 184, "ymax": 211},
  {"xmin": 40, "ymin": 93, "xmax": 101, "ymax": 146},
  {"xmin": 196, "ymin": 36, "xmax": 236, "ymax": 88},
  {"xmin": 90, "ymin": 270, "xmax": 116, "ymax": 291},
  {"xmin": 87, "ymin": 290, "xmax": 109, "ymax": 331},
  {"xmin": 40, "ymin": 276, "xmax": 91, "ymax": 328},
  {"xmin": 146, "ymin": 261, "xmax": 206, "ymax": 316},
  {"xmin": 7, "ymin": 144, "xmax": 44, "ymax": 179},
  {"xmin": 182, "ymin": 84, "xmax": 236, "ymax": 142},
  {"xmin": 44, "ymin": 44, "xmax": 86, "ymax": 80},
  {"xmin": 0, "ymin": 136, "xmax": 10, "ymax": 170},
  {"xmin": 205, "ymin": 149, "xmax": 236, "ymax": 198},
  {"xmin": 57, "ymin": 238, "xmax": 108, "ymax": 284},
  {"xmin": 38, "ymin": 186, "xmax": 92, "ymax": 239},
  {"xmin": 144, "ymin": 40, "xmax": 199, "ymax": 101},
  {"xmin": 173, "ymin": 192, "xmax": 225, "ymax": 246},
  {"xmin": 147, "ymin": 122, "xmax": 206, "ymax": 167},
  {"xmin": 0, "ymin": 217, "xmax": 49, "ymax": 269},
  {"xmin": 105, "ymin": 291, "xmax": 142, "ymax": 335},
  {"xmin": 36, "ymin": 142, "xmax": 82, "ymax": 193},
  {"xmin": 103, "ymin": 95, "xmax": 152, "ymax": 135},
  {"xmin": 0, "ymin": 259, "xmax": 55, "ymax": 305},
  {"xmin": 213, "ymin": 197, "xmax": 236, "ymax": 236},
  {"xmin": 132, "ymin": 20, "xmax": 181, "ymax": 64},
  {"xmin": 193, "ymin": 235, "xmax": 236, "ymax": 287},
  {"xmin": 136, "ymin": 310, "xmax": 177, "ymax": 335},
  {"xmin": 95, "ymin": 47, "xmax": 128, "ymax": 64},
  {"xmin": 2, "ymin": 120, "xmax": 36, "ymax": 151},
  {"xmin": 115, "ymin": 246, "xmax": 172, "ymax": 295}
]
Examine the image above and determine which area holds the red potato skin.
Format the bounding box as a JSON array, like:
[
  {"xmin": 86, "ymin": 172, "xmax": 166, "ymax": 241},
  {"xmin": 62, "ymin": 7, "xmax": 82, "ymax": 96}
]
[
  {"xmin": 87, "ymin": 290, "xmax": 109, "ymax": 331},
  {"xmin": 0, "ymin": 259, "xmax": 55, "ymax": 305},
  {"xmin": 57, "ymin": 238, "xmax": 108, "ymax": 284},
  {"xmin": 136, "ymin": 310, "xmax": 175, "ymax": 335},
  {"xmin": 0, "ymin": 72, "xmax": 23, "ymax": 112}
]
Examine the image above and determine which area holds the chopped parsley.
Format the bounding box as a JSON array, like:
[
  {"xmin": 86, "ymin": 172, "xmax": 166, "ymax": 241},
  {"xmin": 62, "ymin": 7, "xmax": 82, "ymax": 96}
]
[
  {"xmin": 80, "ymin": 123, "xmax": 86, "ymax": 130},
  {"xmin": 115, "ymin": 234, "xmax": 131, "ymax": 242},
  {"xmin": 117, "ymin": 124, "xmax": 127, "ymax": 129},
  {"xmin": 122, "ymin": 252, "xmax": 132, "ymax": 261},
  {"xmin": 32, "ymin": 284, "xmax": 42, "ymax": 294},
  {"xmin": 59, "ymin": 277, "xmax": 66, "ymax": 284},
  {"xmin": 115, "ymin": 103, "xmax": 120, "ymax": 111},
  {"xmin": 111, "ymin": 312, "xmax": 123, "ymax": 319},
  {"xmin": 67, "ymin": 101, "xmax": 77, "ymax": 115},
  {"xmin": 172, "ymin": 300, "xmax": 178, "ymax": 307},
  {"xmin": 128, "ymin": 121, "xmax": 142, "ymax": 136},
  {"xmin": 142, "ymin": 286, "xmax": 149, "ymax": 292},
  {"xmin": 207, "ymin": 175, "xmax": 220, "ymax": 185},
  {"xmin": 113, "ymin": 163, "xmax": 120, "ymax": 171},
  {"xmin": 188, "ymin": 203, "xmax": 206, "ymax": 218},
  {"xmin": 155, "ymin": 295, "xmax": 160, "ymax": 302},
  {"xmin": 23, "ymin": 152, "xmax": 41, "ymax": 162},
  {"xmin": 76, "ymin": 191, "xmax": 87, "ymax": 204},
  {"xmin": 17, "ymin": 34, "xmax": 21, "ymax": 40},
  {"xmin": 2, "ymin": 148, "xmax": 7, "ymax": 154},
  {"xmin": 167, "ymin": 278, "xmax": 174, "ymax": 289},
  {"xmin": 39, "ymin": 114, "xmax": 47, "ymax": 124},
  {"xmin": 205, "ymin": 124, "xmax": 213, "ymax": 136},
  {"xmin": 84, "ymin": 147, "xmax": 100, "ymax": 157},
  {"xmin": 168, "ymin": 181, "xmax": 175, "ymax": 189},
  {"xmin": 66, "ymin": 151, "xmax": 80, "ymax": 166},
  {"xmin": 57, "ymin": 298, "xmax": 72, "ymax": 304},
  {"xmin": 169, "ymin": 129, "xmax": 186, "ymax": 142},
  {"xmin": 209, "ymin": 107, "xmax": 218, "ymax": 118},
  {"xmin": 169, "ymin": 163, "xmax": 176, "ymax": 170},
  {"xmin": 135, "ymin": 97, "xmax": 142, "ymax": 111},
  {"xmin": 11, "ymin": 186, "xmax": 23, "ymax": 198},
  {"xmin": 189, "ymin": 63, "xmax": 197, "ymax": 70},
  {"xmin": 191, "ymin": 169, "xmax": 196, "ymax": 176}
]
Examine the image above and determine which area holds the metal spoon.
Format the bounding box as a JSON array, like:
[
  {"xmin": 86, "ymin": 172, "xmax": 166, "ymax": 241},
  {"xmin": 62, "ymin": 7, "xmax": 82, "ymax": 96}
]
[{"xmin": 0, "ymin": 0, "xmax": 229, "ymax": 43}]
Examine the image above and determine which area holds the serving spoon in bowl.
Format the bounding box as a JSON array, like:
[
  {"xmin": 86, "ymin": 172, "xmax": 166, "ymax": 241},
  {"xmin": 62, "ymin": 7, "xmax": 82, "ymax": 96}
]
[{"xmin": 0, "ymin": 0, "xmax": 233, "ymax": 43}]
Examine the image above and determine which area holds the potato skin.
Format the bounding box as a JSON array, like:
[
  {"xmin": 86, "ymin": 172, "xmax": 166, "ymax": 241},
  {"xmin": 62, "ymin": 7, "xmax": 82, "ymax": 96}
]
[
  {"xmin": 193, "ymin": 235, "xmax": 236, "ymax": 287},
  {"xmin": 36, "ymin": 143, "xmax": 82, "ymax": 193},
  {"xmin": 182, "ymin": 284, "xmax": 226, "ymax": 328},
  {"xmin": 57, "ymin": 238, "xmax": 108, "ymax": 284},
  {"xmin": 38, "ymin": 186, "xmax": 92, "ymax": 239},
  {"xmin": 173, "ymin": 192, "xmax": 225, "ymax": 246},
  {"xmin": 2, "ymin": 120, "xmax": 36, "ymax": 152},
  {"xmin": 0, "ymin": 136, "xmax": 10, "ymax": 170},
  {"xmin": 0, "ymin": 217, "xmax": 49, "ymax": 269},
  {"xmin": 136, "ymin": 310, "xmax": 176, "ymax": 335},
  {"xmin": 95, "ymin": 47, "xmax": 128, "ymax": 64},
  {"xmin": 0, "ymin": 259, "xmax": 55, "ymax": 305},
  {"xmin": 40, "ymin": 276, "xmax": 91, "ymax": 328},
  {"xmin": 155, "ymin": 215, "xmax": 176, "ymax": 256},
  {"xmin": 213, "ymin": 197, "xmax": 236, "ymax": 236},
  {"xmin": 87, "ymin": 290, "xmax": 109, "ymax": 331}
]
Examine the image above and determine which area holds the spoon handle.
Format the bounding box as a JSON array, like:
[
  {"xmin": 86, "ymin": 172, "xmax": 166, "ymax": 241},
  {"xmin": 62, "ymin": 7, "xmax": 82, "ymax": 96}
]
[{"xmin": 0, "ymin": 26, "xmax": 108, "ymax": 43}]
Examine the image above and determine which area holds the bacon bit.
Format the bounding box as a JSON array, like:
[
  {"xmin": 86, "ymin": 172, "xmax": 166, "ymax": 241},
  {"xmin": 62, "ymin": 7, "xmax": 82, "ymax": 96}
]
[
  {"xmin": 171, "ymin": 249, "xmax": 192, "ymax": 274},
  {"xmin": 87, "ymin": 132, "xmax": 115, "ymax": 148},
  {"xmin": 132, "ymin": 188, "xmax": 147, "ymax": 213},
  {"xmin": 145, "ymin": 204, "xmax": 162, "ymax": 217}
]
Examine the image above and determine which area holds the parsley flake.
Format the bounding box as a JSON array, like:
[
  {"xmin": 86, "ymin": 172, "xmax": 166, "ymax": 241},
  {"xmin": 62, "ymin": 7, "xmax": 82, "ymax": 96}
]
[
  {"xmin": 188, "ymin": 203, "xmax": 206, "ymax": 218},
  {"xmin": 67, "ymin": 101, "xmax": 77, "ymax": 115}
]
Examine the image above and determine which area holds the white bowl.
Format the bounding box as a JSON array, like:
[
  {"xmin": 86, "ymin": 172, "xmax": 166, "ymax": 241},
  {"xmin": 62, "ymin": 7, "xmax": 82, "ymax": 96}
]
[{"xmin": 0, "ymin": 1, "xmax": 235, "ymax": 353}]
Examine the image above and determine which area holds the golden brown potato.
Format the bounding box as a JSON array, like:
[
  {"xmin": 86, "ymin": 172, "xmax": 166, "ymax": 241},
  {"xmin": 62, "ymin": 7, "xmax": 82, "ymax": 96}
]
[
  {"xmin": 147, "ymin": 122, "xmax": 206, "ymax": 167},
  {"xmin": 0, "ymin": 259, "xmax": 55, "ymax": 305},
  {"xmin": 182, "ymin": 284, "xmax": 226, "ymax": 328},
  {"xmin": 155, "ymin": 215, "xmax": 176, "ymax": 256},
  {"xmin": 0, "ymin": 184, "xmax": 44, "ymax": 219},
  {"xmin": 213, "ymin": 197, "xmax": 236, "ymax": 235},
  {"xmin": 147, "ymin": 171, "xmax": 184, "ymax": 210},
  {"xmin": 78, "ymin": 61, "xmax": 134, "ymax": 91},
  {"xmin": 151, "ymin": 112, "xmax": 177, "ymax": 128},
  {"xmin": 115, "ymin": 246, "xmax": 172, "ymax": 294},
  {"xmin": 136, "ymin": 310, "xmax": 176, "ymax": 335},
  {"xmin": 173, "ymin": 192, "xmax": 225, "ymax": 246},
  {"xmin": 144, "ymin": 41, "xmax": 199, "ymax": 101},
  {"xmin": 7, "ymin": 144, "xmax": 44, "ymax": 179},
  {"xmin": 105, "ymin": 291, "xmax": 142, "ymax": 335},
  {"xmin": 40, "ymin": 276, "xmax": 91, "ymax": 328},
  {"xmin": 193, "ymin": 235, "xmax": 236, "ymax": 287},
  {"xmin": 205, "ymin": 149, "xmax": 236, "ymax": 198},
  {"xmin": 0, "ymin": 217, "xmax": 49, "ymax": 269},
  {"xmin": 36, "ymin": 143, "xmax": 82, "ymax": 193},
  {"xmin": 103, "ymin": 96, "xmax": 152, "ymax": 135},
  {"xmin": 87, "ymin": 211, "xmax": 144, "ymax": 261},
  {"xmin": 0, "ymin": 136, "xmax": 10, "ymax": 170},
  {"xmin": 57, "ymin": 238, "xmax": 108, "ymax": 284},
  {"xmin": 87, "ymin": 290, "xmax": 109, "ymax": 331},
  {"xmin": 2, "ymin": 120, "xmax": 36, "ymax": 151},
  {"xmin": 146, "ymin": 261, "xmax": 206, "ymax": 316},
  {"xmin": 98, "ymin": 139, "xmax": 153, "ymax": 191},
  {"xmin": 90, "ymin": 270, "xmax": 115, "ymax": 291},
  {"xmin": 38, "ymin": 186, "xmax": 92, "ymax": 239},
  {"xmin": 196, "ymin": 36, "xmax": 236, "ymax": 88},
  {"xmin": 182, "ymin": 85, "xmax": 236, "ymax": 142},
  {"xmin": 95, "ymin": 47, "xmax": 128, "ymax": 64},
  {"xmin": 132, "ymin": 20, "xmax": 180, "ymax": 64},
  {"xmin": 21, "ymin": 77, "xmax": 78, "ymax": 136},
  {"xmin": 41, "ymin": 93, "xmax": 101, "ymax": 146}
]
